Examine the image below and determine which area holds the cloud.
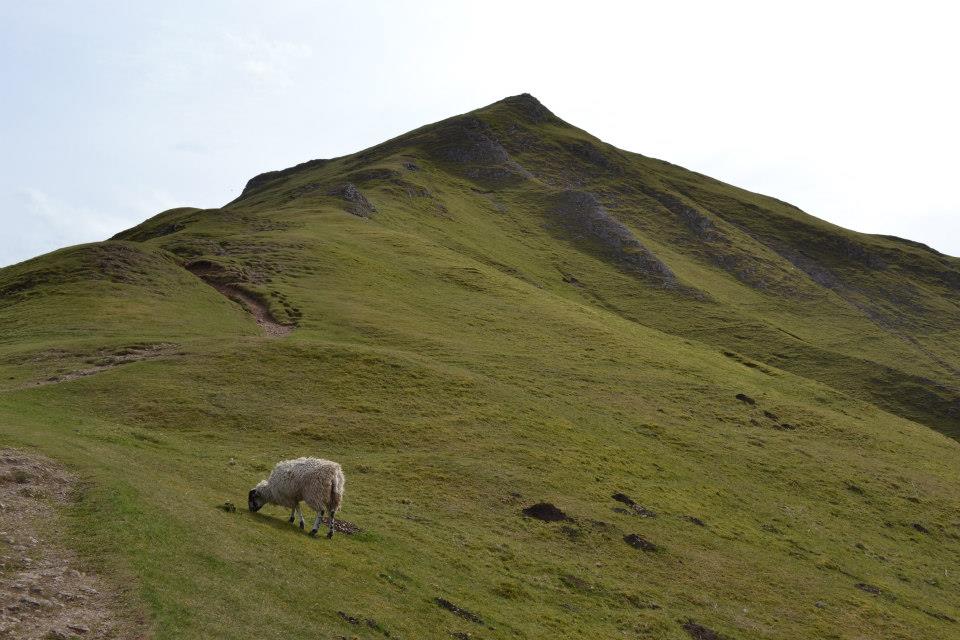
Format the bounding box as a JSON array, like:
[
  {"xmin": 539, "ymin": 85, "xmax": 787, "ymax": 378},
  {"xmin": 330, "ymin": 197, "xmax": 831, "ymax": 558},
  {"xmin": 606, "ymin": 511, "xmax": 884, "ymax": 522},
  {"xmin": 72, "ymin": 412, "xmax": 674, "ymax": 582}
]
[
  {"xmin": 0, "ymin": 187, "xmax": 182, "ymax": 267},
  {"xmin": 221, "ymin": 31, "xmax": 313, "ymax": 85},
  {"xmin": 17, "ymin": 188, "xmax": 128, "ymax": 238}
]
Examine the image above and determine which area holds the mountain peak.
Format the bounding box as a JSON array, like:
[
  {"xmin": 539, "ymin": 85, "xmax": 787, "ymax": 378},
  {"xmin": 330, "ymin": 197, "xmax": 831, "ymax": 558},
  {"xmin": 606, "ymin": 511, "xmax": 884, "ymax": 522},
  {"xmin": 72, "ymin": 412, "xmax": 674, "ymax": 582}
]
[{"xmin": 481, "ymin": 92, "xmax": 558, "ymax": 124}]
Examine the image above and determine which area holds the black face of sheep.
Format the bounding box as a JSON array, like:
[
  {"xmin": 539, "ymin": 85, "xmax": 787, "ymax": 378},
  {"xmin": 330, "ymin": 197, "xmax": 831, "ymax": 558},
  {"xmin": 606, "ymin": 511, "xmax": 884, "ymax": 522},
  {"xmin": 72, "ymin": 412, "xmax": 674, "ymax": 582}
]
[{"xmin": 248, "ymin": 488, "xmax": 265, "ymax": 512}]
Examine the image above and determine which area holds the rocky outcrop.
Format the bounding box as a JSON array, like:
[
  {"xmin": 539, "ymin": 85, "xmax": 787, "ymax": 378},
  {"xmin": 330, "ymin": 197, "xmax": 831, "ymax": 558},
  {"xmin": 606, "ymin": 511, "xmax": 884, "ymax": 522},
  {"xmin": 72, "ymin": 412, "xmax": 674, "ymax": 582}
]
[
  {"xmin": 547, "ymin": 190, "xmax": 692, "ymax": 292},
  {"xmin": 240, "ymin": 158, "xmax": 329, "ymax": 198},
  {"xmin": 425, "ymin": 116, "xmax": 530, "ymax": 186},
  {"xmin": 326, "ymin": 183, "xmax": 376, "ymax": 217}
]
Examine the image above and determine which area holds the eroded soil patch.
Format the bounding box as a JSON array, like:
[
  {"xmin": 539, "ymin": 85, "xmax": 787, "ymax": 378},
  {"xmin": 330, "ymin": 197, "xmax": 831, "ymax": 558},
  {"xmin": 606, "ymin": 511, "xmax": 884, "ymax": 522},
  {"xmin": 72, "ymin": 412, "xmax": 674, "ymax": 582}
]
[
  {"xmin": 331, "ymin": 519, "xmax": 362, "ymax": 535},
  {"xmin": 682, "ymin": 619, "xmax": 729, "ymax": 640},
  {"xmin": 522, "ymin": 502, "xmax": 570, "ymax": 522},
  {"xmin": 186, "ymin": 263, "xmax": 293, "ymax": 337},
  {"xmin": 623, "ymin": 533, "xmax": 658, "ymax": 552},
  {"xmin": 611, "ymin": 492, "xmax": 657, "ymax": 517},
  {"xmin": 0, "ymin": 448, "xmax": 144, "ymax": 639},
  {"xmin": 434, "ymin": 597, "xmax": 484, "ymax": 624},
  {"xmin": 30, "ymin": 343, "xmax": 178, "ymax": 387}
]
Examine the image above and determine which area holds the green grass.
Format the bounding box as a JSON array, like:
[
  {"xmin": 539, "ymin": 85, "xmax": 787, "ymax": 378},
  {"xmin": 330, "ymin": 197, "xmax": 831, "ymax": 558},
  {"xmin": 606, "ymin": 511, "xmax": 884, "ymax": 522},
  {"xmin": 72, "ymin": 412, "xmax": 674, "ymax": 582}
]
[{"xmin": 1, "ymin": 94, "xmax": 959, "ymax": 639}]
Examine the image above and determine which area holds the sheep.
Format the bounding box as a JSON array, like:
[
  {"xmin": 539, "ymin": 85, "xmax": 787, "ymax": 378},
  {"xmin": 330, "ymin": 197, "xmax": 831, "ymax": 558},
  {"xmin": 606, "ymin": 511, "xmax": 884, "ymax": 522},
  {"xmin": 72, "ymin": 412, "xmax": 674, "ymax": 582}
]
[{"xmin": 248, "ymin": 457, "xmax": 345, "ymax": 538}]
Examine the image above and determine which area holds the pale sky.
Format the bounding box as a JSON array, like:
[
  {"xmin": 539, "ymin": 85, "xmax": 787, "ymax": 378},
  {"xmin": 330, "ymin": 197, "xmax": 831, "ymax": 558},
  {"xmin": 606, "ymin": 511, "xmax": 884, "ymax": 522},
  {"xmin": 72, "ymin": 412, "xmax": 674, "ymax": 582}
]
[{"xmin": 2, "ymin": 0, "xmax": 958, "ymax": 267}]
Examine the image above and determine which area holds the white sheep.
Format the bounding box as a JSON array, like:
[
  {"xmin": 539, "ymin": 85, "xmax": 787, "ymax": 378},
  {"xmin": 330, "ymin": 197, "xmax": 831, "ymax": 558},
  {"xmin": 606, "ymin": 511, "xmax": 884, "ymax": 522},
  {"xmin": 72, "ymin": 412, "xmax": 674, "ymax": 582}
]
[{"xmin": 248, "ymin": 457, "xmax": 345, "ymax": 538}]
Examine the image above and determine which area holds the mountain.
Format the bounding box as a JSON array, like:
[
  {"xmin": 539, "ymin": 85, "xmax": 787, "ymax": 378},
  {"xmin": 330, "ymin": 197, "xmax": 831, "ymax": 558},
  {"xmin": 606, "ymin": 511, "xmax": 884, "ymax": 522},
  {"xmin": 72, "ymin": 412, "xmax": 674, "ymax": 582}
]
[{"xmin": 1, "ymin": 94, "xmax": 958, "ymax": 639}]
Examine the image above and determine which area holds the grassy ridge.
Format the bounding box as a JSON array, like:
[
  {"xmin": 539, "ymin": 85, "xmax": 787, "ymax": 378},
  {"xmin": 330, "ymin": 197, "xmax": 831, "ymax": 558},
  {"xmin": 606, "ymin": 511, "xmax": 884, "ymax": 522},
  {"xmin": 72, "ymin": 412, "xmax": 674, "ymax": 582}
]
[{"xmin": 1, "ymin": 94, "xmax": 959, "ymax": 639}]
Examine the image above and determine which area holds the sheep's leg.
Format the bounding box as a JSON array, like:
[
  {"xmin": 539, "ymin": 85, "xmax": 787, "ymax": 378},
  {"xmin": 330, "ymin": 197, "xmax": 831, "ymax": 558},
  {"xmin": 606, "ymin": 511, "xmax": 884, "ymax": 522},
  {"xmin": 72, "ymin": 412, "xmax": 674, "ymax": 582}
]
[
  {"xmin": 288, "ymin": 503, "xmax": 299, "ymax": 525},
  {"xmin": 297, "ymin": 505, "xmax": 305, "ymax": 530},
  {"xmin": 327, "ymin": 509, "xmax": 336, "ymax": 539},
  {"xmin": 309, "ymin": 509, "xmax": 324, "ymax": 537}
]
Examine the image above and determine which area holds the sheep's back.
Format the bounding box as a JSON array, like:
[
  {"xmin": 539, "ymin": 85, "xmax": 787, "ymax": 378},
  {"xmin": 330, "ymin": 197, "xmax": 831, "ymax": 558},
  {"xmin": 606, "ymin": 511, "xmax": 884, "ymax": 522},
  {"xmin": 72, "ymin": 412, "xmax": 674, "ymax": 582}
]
[{"xmin": 270, "ymin": 457, "xmax": 344, "ymax": 510}]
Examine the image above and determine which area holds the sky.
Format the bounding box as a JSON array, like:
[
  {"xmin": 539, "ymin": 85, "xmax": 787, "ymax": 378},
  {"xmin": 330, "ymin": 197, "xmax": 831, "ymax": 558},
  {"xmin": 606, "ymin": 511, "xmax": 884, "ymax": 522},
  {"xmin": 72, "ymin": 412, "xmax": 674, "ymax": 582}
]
[{"xmin": 2, "ymin": 1, "xmax": 958, "ymax": 267}]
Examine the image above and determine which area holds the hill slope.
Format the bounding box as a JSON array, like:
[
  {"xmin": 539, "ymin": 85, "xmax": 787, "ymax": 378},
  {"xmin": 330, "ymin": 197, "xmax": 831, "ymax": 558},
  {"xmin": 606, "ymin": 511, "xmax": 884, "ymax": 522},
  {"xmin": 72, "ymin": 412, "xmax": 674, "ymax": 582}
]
[{"xmin": 1, "ymin": 94, "xmax": 958, "ymax": 639}]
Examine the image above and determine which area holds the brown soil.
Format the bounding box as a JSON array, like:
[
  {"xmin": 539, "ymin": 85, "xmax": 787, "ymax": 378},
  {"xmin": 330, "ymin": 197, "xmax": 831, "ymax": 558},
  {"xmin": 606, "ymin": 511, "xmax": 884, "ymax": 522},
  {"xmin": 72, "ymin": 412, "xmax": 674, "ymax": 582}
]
[
  {"xmin": 331, "ymin": 520, "xmax": 361, "ymax": 535},
  {"xmin": 336, "ymin": 610, "xmax": 390, "ymax": 635},
  {"xmin": 186, "ymin": 264, "xmax": 293, "ymax": 337},
  {"xmin": 213, "ymin": 282, "xmax": 293, "ymax": 337},
  {"xmin": 611, "ymin": 493, "xmax": 657, "ymax": 518},
  {"xmin": 0, "ymin": 448, "xmax": 146, "ymax": 639},
  {"xmin": 31, "ymin": 343, "xmax": 177, "ymax": 387},
  {"xmin": 522, "ymin": 502, "xmax": 570, "ymax": 522},
  {"xmin": 434, "ymin": 597, "xmax": 484, "ymax": 624},
  {"xmin": 623, "ymin": 533, "xmax": 658, "ymax": 552},
  {"xmin": 682, "ymin": 619, "xmax": 729, "ymax": 640}
]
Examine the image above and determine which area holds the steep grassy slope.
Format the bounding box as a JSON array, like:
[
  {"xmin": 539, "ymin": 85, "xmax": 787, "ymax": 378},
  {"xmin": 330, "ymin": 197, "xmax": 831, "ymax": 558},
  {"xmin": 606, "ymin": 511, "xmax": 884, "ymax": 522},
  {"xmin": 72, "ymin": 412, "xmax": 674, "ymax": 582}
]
[{"xmin": 1, "ymin": 95, "xmax": 959, "ymax": 639}]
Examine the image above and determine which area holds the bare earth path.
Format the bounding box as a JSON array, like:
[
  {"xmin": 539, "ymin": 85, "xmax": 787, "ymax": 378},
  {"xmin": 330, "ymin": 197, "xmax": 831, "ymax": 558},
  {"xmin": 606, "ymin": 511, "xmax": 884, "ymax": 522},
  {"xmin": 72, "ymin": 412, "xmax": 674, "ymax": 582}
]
[
  {"xmin": 185, "ymin": 262, "xmax": 294, "ymax": 337},
  {"xmin": 0, "ymin": 449, "xmax": 145, "ymax": 639}
]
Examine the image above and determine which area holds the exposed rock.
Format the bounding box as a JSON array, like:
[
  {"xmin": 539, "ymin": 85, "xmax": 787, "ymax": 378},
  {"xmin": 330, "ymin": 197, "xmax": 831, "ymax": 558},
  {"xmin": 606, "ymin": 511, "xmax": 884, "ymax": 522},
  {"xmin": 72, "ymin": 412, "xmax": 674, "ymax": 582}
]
[
  {"xmin": 433, "ymin": 116, "xmax": 511, "ymax": 165},
  {"xmin": 623, "ymin": 533, "xmax": 658, "ymax": 552},
  {"xmin": 435, "ymin": 597, "xmax": 483, "ymax": 624},
  {"xmin": 327, "ymin": 183, "xmax": 377, "ymax": 217},
  {"xmin": 551, "ymin": 191, "xmax": 641, "ymax": 251},
  {"xmin": 776, "ymin": 247, "xmax": 843, "ymax": 290},
  {"xmin": 240, "ymin": 158, "xmax": 329, "ymax": 198},
  {"xmin": 426, "ymin": 116, "xmax": 530, "ymax": 186},
  {"xmin": 499, "ymin": 93, "xmax": 557, "ymax": 123},
  {"xmin": 547, "ymin": 191, "xmax": 692, "ymax": 292}
]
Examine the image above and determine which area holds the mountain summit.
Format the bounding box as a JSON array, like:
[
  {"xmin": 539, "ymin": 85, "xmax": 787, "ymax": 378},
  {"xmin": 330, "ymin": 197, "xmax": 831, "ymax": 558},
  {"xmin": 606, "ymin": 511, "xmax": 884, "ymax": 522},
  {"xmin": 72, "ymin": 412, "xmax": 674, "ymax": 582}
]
[
  {"xmin": 118, "ymin": 93, "xmax": 960, "ymax": 435},
  {"xmin": 2, "ymin": 95, "xmax": 959, "ymax": 639}
]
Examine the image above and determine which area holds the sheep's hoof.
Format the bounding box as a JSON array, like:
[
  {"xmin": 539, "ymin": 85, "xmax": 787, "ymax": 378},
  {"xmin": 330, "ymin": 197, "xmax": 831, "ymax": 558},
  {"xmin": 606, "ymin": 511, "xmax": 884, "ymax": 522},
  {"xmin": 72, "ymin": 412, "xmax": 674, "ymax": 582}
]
[
  {"xmin": 299, "ymin": 521, "xmax": 304, "ymax": 530},
  {"xmin": 308, "ymin": 529, "xmax": 318, "ymax": 537},
  {"xmin": 327, "ymin": 531, "xmax": 334, "ymax": 539},
  {"xmin": 288, "ymin": 517, "xmax": 294, "ymax": 523}
]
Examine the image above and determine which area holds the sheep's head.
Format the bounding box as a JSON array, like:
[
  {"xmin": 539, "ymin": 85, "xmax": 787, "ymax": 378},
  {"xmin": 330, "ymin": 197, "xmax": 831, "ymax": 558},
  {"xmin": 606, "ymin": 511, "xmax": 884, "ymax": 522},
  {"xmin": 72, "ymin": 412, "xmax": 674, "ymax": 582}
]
[{"xmin": 248, "ymin": 480, "xmax": 268, "ymax": 512}]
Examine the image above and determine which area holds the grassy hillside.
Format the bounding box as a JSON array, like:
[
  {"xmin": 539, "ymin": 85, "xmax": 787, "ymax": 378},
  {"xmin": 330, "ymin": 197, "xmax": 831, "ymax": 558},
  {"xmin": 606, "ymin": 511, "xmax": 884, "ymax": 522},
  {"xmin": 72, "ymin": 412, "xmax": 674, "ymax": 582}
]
[{"xmin": 1, "ymin": 94, "xmax": 959, "ymax": 639}]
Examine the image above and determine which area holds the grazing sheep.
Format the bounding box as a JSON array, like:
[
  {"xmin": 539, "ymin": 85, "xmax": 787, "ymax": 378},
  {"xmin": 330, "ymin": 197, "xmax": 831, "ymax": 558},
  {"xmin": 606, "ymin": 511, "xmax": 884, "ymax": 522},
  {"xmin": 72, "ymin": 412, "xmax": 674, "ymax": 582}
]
[{"xmin": 248, "ymin": 457, "xmax": 345, "ymax": 538}]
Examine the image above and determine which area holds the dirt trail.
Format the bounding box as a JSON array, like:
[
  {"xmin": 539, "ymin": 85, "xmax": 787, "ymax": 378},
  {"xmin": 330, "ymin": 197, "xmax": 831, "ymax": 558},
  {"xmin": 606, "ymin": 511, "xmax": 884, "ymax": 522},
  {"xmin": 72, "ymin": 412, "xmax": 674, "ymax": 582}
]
[
  {"xmin": 0, "ymin": 449, "xmax": 145, "ymax": 639},
  {"xmin": 204, "ymin": 280, "xmax": 293, "ymax": 337},
  {"xmin": 30, "ymin": 343, "xmax": 178, "ymax": 387},
  {"xmin": 185, "ymin": 264, "xmax": 293, "ymax": 337}
]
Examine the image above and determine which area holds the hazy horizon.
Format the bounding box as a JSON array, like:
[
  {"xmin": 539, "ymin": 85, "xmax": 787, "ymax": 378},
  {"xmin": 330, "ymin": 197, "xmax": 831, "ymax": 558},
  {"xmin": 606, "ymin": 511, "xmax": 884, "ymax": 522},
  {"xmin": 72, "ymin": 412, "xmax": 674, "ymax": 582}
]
[{"xmin": 2, "ymin": 0, "xmax": 958, "ymax": 267}]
